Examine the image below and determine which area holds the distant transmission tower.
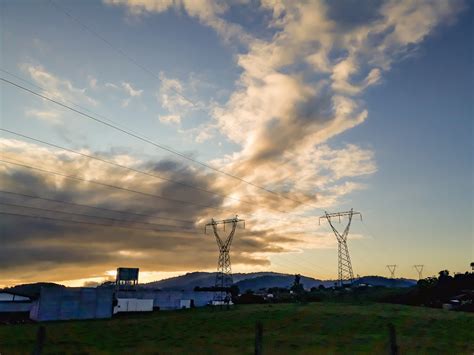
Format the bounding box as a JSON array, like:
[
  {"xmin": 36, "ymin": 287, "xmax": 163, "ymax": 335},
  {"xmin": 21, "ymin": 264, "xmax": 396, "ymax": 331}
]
[
  {"xmin": 205, "ymin": 216, "xmax": 245, "ymax": 303},
  {"xmin": 386, "ymin": 265, "xmax": 397, "ymax": 279},
  {"xmin": 320, "ymin": 209, "xmax": 362, "ymax": 287},
  {"xmin": 414, "ymin": 264, "xmax": 424, "ymax": 279}
]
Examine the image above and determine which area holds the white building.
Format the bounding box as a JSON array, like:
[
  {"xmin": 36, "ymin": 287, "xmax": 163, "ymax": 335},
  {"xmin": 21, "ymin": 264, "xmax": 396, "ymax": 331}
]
[{"xmin": 113, "ymin": 298, "xmax": 154, "ymax": 314}]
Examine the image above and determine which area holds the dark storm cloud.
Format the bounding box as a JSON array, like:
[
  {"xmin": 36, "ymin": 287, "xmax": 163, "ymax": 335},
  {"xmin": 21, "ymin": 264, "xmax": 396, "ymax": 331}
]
[
  {"xmin": 242, "ymin": 91, "xmax": 334, "ymax": 167},
  {"xmin": 0, "ymin": 143, "xmax": 302, "ymax": 284}
]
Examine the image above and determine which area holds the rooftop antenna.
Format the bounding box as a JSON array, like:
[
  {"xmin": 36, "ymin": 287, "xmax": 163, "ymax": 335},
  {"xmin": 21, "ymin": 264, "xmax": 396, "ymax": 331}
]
[
  {"xmin": 205, "ymin": 215, "xmax": 245, "ymax": 304},
  {"xmin": 319, "ymin": 208, "xmax": 362, "ymax": 287},
  {"xmin": 413, "ymin": 264, "xmax": 424, "ymax": 280},
  {"xmin": 386, "ymin": 265, "xmax": 397, "ymax": 279}
]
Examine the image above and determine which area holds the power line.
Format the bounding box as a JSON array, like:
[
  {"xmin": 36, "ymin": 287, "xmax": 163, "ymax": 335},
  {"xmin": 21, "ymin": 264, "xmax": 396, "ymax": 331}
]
[
  {"xmin": 0, "ymin": 208, "xmax": 336, "ymax": 281},
  {"xmin": 0, "ymin": 70, "xmax": 327, "ymax": 223},
  {"xmin": 0, "ymin": 158, "xmax": 230, "ymax": 213},
  {"xmin": 272, "ymin": 253, "xmax": 329, "ymax": 278},
  {"xmin": 48, "ymin": 0, "xmax": 196, "ymax": 107},
  {"xmin": 0, "ymin": 68, "xmax": 185, "ymax": 159},
  {"xmin": 0, "ymin": 151, "xmax": 314, "ymax": 227},
  {"xmin": 0, "ymin": 68, "xmax": 320, "ymax": 218},
  {"xmin": 1, "ymin": 196, "xmax": 336, "ymax": 277},
  {"xmin": 0, "ymin": 76, "xmax": 321, "ymax": 212},
  {"xmin": 0, "ymin": 201, "xmax": 196, "ymax": 231},
  {"xmin": 0, "ymin": 129, "xmax": 325, "ymax": 224},
  {"xmin": 0, "ymin": 128, "xmax": 292, "ymax": 215},
  {"xmin": 44, "ymin": 2, "xmax": 322, "ymax": 211},
  {"xmin": 0, "ymin": 68, "xmax": 160, "ymax": 142},
  {"xmin": 0, "ymin": 211, "xmax": 195, "ymax": 235},
  {"xmin": 0, "ymin": 189, "xmax": 195, "ymax": 225},
  {"xmin": 0, "ymin": 155, "xmax": 316, "ymax": 225}
]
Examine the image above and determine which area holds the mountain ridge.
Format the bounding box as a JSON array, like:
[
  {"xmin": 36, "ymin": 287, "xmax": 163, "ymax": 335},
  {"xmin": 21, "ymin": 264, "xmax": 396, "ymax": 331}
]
[{"xmin": 142, "ymin": 271, "xmax": 417, "ymax": 291}]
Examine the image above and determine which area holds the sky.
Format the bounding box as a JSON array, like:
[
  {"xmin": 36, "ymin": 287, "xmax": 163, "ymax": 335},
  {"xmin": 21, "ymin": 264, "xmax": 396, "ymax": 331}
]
[{"xmin": 0, "ymin": 0, "xmax": 472, "ymax": 287}]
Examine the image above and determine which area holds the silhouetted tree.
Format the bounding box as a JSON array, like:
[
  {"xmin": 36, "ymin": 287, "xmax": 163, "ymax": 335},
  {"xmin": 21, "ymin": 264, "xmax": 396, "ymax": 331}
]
[{"xmin": 438, "ymin": 270, "xmax": 450, "ymax": 280}]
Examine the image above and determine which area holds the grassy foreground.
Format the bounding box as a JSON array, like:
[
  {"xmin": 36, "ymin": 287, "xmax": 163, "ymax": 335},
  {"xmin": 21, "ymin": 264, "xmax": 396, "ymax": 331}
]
[{"xmin": 0, "ymin": 303, "xmax": 473, "ymax": 354}]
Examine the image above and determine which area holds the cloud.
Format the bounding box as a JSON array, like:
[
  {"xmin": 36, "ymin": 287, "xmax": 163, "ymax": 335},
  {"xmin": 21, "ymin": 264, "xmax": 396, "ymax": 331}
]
[
  {"xmin": 4, "ymin": 1, "xmax": 464, "ymax": 285},
  {"xmin": 157, "ymin": 73, "xmax": 194, "ymax": 112},
  {"xmin": 0, "ymin": 138, "xmax": 223, "ymax": 284},
  {"xmin": 155, "ymin": 72, "xmax": 209, "ymax": 130},
  {"xmin": 19, "ymin": 64, "xmax": 99, "ymax": 127},
  {"xmin": 102, "ymin": 0, "xmax": 462, "ymax": 242},
  {"xmin": 22, "ymin": 64, "xmax": 98, "ymax": 107},
  {"xmin": 120, "ymin": 81, "xmax": 143, "ymax": 107},
  {"xmin": 103, "ymin": 0, "xmax": 251, "ymax": 44},
  {"xmin": 121, "ymin": 81, "xmax": 143, "ymax": 97},
  {"xmin": 25, "ymin": 109, "xmax": 61, "ymax": 124},
  {"xmin": 0, "ymin": 137, "xmax": 374, "ymax": 285},
  {"xmin": 105, "ymin": 82, "xmax": 119, "ymax": 89},
  {"xmin": 88, "ymin": 76, "xmax": 98, "ymax": 89},
  {"xmin": 159, "ymin": 114, "xmax": 181, "ymax": 125},
  {"xmin": 196, "ymin": 0, "xmax": 461, "ymax": 222}
]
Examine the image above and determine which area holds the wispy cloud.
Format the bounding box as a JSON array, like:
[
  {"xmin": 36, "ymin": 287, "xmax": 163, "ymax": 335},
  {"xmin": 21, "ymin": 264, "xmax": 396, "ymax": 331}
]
[
  {"xmin": 155, "ymin": 72, "xmax": 209, "ymax": 130},
  {"xmin": 22, "ymin": 64, "xmax": 98, "ymax": 107},
  {"xmin": 159, "ymin": 114, "xmax": 181, "ymax": 125},
  {"xmin": 25, "ymin": 109, "xmax": 61, "ymax": 124},
  {"xmin": 20, "ymin": 64, "xmax": 99, "ymax": 127},
  {"xmin": 121, "ymin": 81, "xmax": 142, "ymax": 97},
  {"xmin": 120, "ymin": 81, "xmax": 143, "ymax": 107},
  {"xmin": 103, "ymin": 0, "xmax": 252, "ymax": 44}
]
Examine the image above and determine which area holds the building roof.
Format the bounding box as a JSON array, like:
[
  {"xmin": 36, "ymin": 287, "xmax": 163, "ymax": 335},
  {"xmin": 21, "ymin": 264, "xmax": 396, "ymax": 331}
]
[{"xmin": 0, "ymin": 292, "xmax": 31, "ymax": 302}]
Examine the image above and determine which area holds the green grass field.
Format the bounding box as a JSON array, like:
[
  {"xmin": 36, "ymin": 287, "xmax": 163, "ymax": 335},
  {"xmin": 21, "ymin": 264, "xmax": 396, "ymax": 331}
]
[{"xmin": 0, "ymin": 303, "xmax": 472, "ymax": 354}]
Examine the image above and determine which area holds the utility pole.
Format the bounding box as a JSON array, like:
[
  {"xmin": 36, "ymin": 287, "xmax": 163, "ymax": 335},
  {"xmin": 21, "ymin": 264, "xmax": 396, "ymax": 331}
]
[
  {"xmin": 413, "ymin": 265, "xmax": 424, "ymax": 280},
  {"xmin": 319, "ymin": 209, "xmax": 362, "ymax": 287},
  {"xmin": 205, "ymin": 215, "xmax": 245, "ymax": 304},
  {"xmin": 386, "ymin": 265, "xmax": 397, "ymax": 279}
]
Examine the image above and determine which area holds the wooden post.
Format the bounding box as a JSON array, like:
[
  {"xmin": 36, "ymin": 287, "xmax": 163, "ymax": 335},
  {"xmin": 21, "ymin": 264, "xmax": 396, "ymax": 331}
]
[
  {"xmin": 388, "ymin": 323, "xmax": 398, "ymax": 355},
  {"xmin": 255, "ymin": 321, "xmax": 263, "ymax": 355},
  {"xmin": 32, "ymin": 325, "xmax": 46, "ymax": 355}
]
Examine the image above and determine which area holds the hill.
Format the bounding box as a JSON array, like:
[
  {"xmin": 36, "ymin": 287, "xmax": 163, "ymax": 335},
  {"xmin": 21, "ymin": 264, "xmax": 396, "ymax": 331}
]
[
  {"xmin": 143, "ymin": 271, "xmax": 416, "ymax": 291},
  {"xmin": 354, "ymin": 276, "xmax": 416, "ymax": 288},
  {"xmin": 235, "ymin": 274, "xmax": 332, "ymax": 291},
  {"xmin": 143, "ymin": 272, "xmax": 285, "ymax": 290}
]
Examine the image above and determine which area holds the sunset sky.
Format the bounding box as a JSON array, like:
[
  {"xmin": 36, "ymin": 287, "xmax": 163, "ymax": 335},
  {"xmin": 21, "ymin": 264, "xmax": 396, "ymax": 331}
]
[{"xmin": 1, "ymin": 0, "xmax": 472, "ymax": 287}]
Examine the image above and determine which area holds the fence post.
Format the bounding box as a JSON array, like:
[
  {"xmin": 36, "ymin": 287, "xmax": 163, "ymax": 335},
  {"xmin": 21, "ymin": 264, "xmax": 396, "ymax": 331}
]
[
  {"xmin": 255, "ymin": 321, "xmax": 263, "ymax": 355},
  {"xmin": 388, "ymin": 323, "xmax": 398, "ymax": 355},
  {"xmin": 32, "ymin": 325, "xmax": 46, "ymax": 355}
]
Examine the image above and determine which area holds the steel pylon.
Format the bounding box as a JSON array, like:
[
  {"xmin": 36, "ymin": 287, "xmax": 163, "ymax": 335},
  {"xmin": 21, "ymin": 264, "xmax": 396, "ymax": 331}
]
[
  {"xmin": 413, "ymin": 264, "xmax": 424, "ymax": 279},
  {"xmin": 320, "ymin": 209, "xmax": 361, "ymax": 287},
  {"xmin": 205, "ymin": 216, "xmax": 244, "ymax": 303},
  {"xmin": 387, "ymin": 265, "xmax": 397, "ymax": 279}
]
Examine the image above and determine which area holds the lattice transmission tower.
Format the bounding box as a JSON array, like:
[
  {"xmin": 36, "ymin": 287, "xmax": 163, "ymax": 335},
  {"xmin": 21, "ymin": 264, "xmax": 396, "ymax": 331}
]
[
  {"xmin": 205, "ymin": 215, "xmax": 245, "ymax": 303},
  {"xmin": 320, "ymin": 209, "xmax": 362, "ymax": 287},
  {"xmin": 386, "ymin": 264, "xmax": 397, "ymax": 279},
  {"xmin": 414, "ymin": 264, "xmax": 424, "ymax": 279}
]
